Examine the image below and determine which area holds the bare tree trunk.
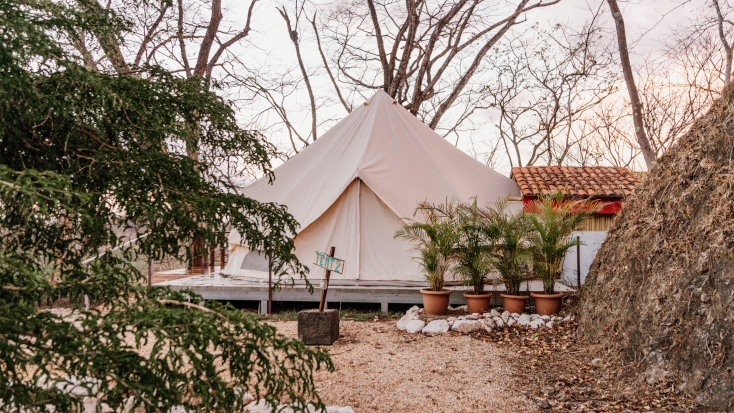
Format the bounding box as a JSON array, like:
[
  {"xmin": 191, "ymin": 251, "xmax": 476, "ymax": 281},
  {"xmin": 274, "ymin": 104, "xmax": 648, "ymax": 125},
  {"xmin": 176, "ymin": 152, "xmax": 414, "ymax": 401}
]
[
  {"xmin": 713, "ymin": 0, "xmax": 732, "ymax": 86},
  {"xmin": 279, "ymin": 7, "xmax": 318, "ymax": 141},
  {"xmin": 366, "ymin": 0, "xmax": 392, "ymax": 91},
  {"xmin": 193, "ymin": 0, "xmax": 222, "ymax": 76},
  {"xmin": 177, "ymin": 0, "xmax": 192, "ymax": 77},
  {"xmin": 607, "ymin": 0, "xmax": 657, "ymax": 169},
  {"xmin": 70, "ymin": 32, "xmax": 99, "ymax": 71}
]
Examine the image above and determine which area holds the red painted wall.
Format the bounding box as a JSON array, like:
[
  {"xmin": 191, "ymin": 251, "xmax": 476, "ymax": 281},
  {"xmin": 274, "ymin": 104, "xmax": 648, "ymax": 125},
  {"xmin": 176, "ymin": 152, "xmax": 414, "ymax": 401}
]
[{"xmin": 522, "ymin": 196, "xmax": 624, "ymax": 215}]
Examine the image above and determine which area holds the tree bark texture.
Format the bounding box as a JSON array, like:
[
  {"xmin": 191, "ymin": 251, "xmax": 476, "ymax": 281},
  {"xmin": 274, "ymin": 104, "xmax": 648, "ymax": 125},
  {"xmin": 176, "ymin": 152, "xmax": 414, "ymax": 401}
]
[{"xmin": 607, "ymin": 0, "xmax": 657, "ymax": 169}]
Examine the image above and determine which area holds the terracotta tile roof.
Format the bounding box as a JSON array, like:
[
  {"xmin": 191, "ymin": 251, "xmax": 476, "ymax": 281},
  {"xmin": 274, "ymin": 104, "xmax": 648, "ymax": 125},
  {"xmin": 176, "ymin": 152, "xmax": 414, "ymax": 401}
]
[{"xmin": 510, "ymin": 166, "xmax": 640, "ymax": 198}]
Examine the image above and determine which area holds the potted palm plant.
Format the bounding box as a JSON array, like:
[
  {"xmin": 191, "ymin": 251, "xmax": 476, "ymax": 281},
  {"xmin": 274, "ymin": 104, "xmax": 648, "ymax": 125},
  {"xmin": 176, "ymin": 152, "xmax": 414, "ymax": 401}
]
[
  {"xmin": 488, "ymin": 202, "xmax": 533, "ymax": 314},
  {"xmin": 527, "ymin": 191, "xmax": 601, "ymax": 315},
  {"xmin": 395, "ymin": 201, "xmax": 460, "ymax": 315},
  {"xmin": 454, "ymin": 201, "xmax": 494, "ymax": 314}
]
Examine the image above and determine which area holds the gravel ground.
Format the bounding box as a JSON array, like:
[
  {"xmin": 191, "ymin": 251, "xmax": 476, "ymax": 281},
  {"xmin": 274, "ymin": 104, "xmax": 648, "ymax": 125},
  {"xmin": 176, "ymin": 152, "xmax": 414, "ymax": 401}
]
[{"xmin": 267, "ymin": 320, "xmax": 539, "ymax": 413}]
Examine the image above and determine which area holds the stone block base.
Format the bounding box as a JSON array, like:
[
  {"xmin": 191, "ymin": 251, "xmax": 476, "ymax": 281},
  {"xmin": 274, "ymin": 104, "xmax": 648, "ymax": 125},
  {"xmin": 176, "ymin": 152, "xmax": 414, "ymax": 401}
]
[{"xmin": 297, "ymin": 309, "xmax": 339, "ymax": 345}]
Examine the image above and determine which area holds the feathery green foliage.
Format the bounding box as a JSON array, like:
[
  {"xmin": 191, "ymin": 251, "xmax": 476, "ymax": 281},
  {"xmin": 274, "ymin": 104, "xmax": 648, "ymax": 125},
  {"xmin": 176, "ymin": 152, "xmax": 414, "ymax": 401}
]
[
  {"xmin": 527, "ymin": 192, "xmax": 601, "ymax": 294},
  {"xmin": 453, "ymin": 200, "xmax": 496, "ymax": 295},
  {"xmin": 0, "ymin": 1, "xmax": 331, "ymax": 411},
  {"xmin": 394, "ymin": 200, "xmax": 461, "ymax": 291},
  {"xmin": 484, "ymin": 201, "xmax": 533, "ymax": 296}
]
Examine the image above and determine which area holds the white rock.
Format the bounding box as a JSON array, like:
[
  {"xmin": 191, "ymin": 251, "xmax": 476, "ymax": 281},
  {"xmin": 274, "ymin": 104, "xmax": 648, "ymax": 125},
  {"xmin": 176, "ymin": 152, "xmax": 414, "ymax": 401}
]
[
  {"xmin": 492, "ymin": 317, "xmax": 505, "ymax": 328},
  {"xmin": 37, "ymin": 374, "xmax": 48, "ymax": 388},
  {"xmin": 482, "ymin": 313, "xmax": 491, "ymax": 318},
  {"xmin": 396, "ymin": 314, "xmax": 418, "ymax": 331},
  {"xmin": 404, "ymin": 320, "xmax": 426, "ymax": 334},
  {"xmin": 447, "ymin": 320, "xmax": 454, "ymax": 327},
  {"xmin": 458, "ymin": 316, "xmax": 467, "ymax": 320},
  {"xmin": 83, "ymin": 397, "xmax": 113, "ymax": 413},
  {"xmin": 467, "ymin": 313, "xmax": 480, "ymax": 320},
  {"xmin": 422, "ymin": 319, "xmax": 450, "ymax": 334},
  {"xmin": 501, "ymin": 311, "xmax": 510, "ymax": 323},
  {"xmin": 562, "ymin": 315, "xmax": 572, "ymax": 323},
  {"xmin": 529, "ymin": 319, "xmax": 545, "ymax": 329},
  {"xmin": 546, "ymin": 320, "xmax": 555, "ymax": 329},
  {"xmin": 451, "ymin": 320, "xmax": 481, "ymax": 333},
  {"xmin": 455, "ymin": 305, "xmax": 468, "ymax": 312},
  {"xmin": 447, "ymin": 317, "xmax": 457, "ymax": 322},
  {"xmin": 245, "ymin": 400, "xmax": 273, "ymax": 413},
  {"xmin": 540, "ymin": 315, "xmax": 551, "ymax": 321},
  {"xmin": 530, "ymin": 314, "xmax": 541, "ymax": 321},
  {"xmin": 518, "ymin": 314, "xmax": 531, "ymax": 327},
  {"xmin": 121, "ymin": 397, "xmax": 136, "ymax": 413},
  {"xmin": 482, "ymin": 318, "xmax": 494, "ymax": 328},
  {"xmin": 406, "ymin": 305, "xmax": 420, "ymax": 314},
  {"xmin": 70, "ymin": 386, "xmax": 89, "ymax": 397},
  {"xmin": 490, "ymin": 309, "xmax": 501, "ymax": 318},
  {"xmin": 511, "ymin": 312, "xmax": 520, "ymax": 319},
  {"xmin": 339, "ymin": 407, "xmax": 355, "ymax": 413},
  {"xmin": 507, "ymin": 318, "xmax": 516, "ymax": 327}
]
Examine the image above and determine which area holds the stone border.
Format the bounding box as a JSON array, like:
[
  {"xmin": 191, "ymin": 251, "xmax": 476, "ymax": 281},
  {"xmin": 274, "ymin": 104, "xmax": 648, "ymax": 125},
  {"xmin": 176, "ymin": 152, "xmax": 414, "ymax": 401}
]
[{"xmin": 396, "ymin": 306, "xmax": 573, "ymax": 334}]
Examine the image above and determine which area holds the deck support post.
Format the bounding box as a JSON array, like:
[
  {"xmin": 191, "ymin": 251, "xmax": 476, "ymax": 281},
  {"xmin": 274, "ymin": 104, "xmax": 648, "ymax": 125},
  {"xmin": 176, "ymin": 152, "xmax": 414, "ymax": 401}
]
[
  {"xmin": 259, "ymin": 300, "xmax": 268, "ymax": 314},
  {"xmin": 380, "ymin": 303, "xmax": 388, "ymax": 313}
]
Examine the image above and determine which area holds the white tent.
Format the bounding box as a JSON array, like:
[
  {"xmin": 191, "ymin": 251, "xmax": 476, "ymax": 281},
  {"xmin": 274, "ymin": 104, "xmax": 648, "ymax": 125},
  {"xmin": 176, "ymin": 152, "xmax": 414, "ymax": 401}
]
[{"xmin": 224, "ymin": 90, "xmax": 521, "ymax": 285}]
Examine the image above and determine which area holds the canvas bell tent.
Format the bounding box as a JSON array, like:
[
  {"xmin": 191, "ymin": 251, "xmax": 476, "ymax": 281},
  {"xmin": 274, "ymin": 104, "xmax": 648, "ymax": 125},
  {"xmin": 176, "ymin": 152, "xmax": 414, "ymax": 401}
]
[{"xmin": 224, "ymin": 90, "xmax": 521, "ymax": 285}]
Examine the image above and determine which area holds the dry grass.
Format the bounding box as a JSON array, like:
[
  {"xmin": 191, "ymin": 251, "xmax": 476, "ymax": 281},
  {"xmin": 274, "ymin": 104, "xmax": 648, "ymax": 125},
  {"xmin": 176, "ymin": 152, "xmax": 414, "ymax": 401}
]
[{"xmin": 267, "ymin": 320, "xmax": 539, "ymax": 413}]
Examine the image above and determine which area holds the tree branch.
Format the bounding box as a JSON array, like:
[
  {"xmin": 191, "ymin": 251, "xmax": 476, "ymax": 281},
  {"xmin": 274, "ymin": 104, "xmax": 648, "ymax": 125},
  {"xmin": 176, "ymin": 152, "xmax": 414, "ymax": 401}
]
[
  {"xmin": 177, "ymin": 0, "xmax": 192, "ymax": 77},
  {"xmin": 193, "ymin": 0, "xmax": 222, "ymax": 76},
  {"xmin": 310, "ymin": 12, "xmax": 351, "ymax": 113},
  {"xmin": 134, "ymin": 4, "xmax": 170, "ymax": 67},
  {"xmin": 207, "ymin": 0, "xmax": 259, "ymax": 77},
  {"xmin": 366, "ymin": 0, "xmax": 391, "ymax": 91},
  {"xmin": 279, "ymin": 6, "xmax": 318, "ymax": 141}
]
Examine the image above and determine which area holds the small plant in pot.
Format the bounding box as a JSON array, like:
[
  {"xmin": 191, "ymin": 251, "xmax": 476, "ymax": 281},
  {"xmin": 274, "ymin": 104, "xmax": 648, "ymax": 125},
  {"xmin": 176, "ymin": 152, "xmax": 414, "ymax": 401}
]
[
  {"xmin": 527, "ymin": 191, "xmax": 601, "ymax": 315},
  {"xmin": 395, "ymin": 201, "xmax": 460, "ymax": 315},
  {"xmin": 489, "ymin": 202, "xmax": 533, "ymax": 314},
  {"xmin": 454, "ymin": 201, "xmax": 494, "ymax": 315}
]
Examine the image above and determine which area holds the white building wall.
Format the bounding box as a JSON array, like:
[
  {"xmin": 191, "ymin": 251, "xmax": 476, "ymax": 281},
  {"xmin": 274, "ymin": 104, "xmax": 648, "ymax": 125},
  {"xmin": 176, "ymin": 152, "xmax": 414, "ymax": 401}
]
[{"xmin": 561, "ymin": 231, "xmax": 607, "ymax": 287}]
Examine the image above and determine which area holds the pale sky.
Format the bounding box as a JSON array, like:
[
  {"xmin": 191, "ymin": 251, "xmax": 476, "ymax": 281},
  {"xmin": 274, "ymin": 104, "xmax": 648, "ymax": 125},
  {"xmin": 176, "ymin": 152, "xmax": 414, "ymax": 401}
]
[{"xmin": 220, "ymin": 0, "xmax": 707, "ymax": 176}]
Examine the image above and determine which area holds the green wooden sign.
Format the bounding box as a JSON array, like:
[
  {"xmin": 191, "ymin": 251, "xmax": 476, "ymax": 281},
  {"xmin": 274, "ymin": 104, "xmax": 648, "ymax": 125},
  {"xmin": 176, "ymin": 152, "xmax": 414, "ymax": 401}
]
[{"xmin": 312, "ymin": 251, "xmax": 344, "ymax": 274}]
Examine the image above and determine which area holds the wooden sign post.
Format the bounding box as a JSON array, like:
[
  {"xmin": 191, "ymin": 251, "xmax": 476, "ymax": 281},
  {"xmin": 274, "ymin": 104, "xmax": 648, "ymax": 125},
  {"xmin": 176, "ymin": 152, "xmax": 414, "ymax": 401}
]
[
  {"xmin": 298, "ymin": 247, "xmax": 344, "ymax": 345},
  {"xmin": 313, "ymin": 247, "xmax": 345, "ymax": 312}
]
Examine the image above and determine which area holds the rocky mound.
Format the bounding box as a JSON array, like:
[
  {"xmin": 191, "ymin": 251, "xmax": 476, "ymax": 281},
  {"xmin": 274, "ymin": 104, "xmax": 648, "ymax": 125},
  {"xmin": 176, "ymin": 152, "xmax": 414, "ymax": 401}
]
[{"xmin": 578, "ymin": 85, "xmax": 734, "ymax": 409}]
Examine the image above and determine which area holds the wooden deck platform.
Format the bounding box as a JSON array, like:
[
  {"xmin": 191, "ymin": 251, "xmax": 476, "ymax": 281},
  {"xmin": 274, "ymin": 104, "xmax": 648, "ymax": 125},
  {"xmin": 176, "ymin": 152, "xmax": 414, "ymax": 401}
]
[
  {"xmin": 149, "ymin": 267, "xmax": 217, "ymax": 285},
  {"xmin": 152, "ymin": 270, "xmax": 574, "ymax": 314}
]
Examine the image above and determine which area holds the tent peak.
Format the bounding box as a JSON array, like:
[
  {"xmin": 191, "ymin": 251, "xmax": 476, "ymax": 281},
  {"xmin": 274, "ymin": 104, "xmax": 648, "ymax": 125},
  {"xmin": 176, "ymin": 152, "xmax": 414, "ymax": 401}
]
[{"xmin": 365, "ymin": 89, "xmax": 397, "ymax": 106}]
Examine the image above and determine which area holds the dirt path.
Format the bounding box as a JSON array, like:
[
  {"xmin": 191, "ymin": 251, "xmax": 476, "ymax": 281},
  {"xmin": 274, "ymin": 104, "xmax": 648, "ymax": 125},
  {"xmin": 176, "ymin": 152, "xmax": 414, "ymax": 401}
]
[{"xmin": 268, "ymin": 320, "xmax": 538, "ymax": 413}]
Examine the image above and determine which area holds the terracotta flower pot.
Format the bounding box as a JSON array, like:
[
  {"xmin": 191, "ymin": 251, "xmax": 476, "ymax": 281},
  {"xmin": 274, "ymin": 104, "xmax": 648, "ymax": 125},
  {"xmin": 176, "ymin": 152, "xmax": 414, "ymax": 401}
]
[
  {"xmin": 500, "ymin": 293, "xmax": 529, "ymax": 314},
  {"xmin": 531, "ymin": 292, "xmax": 563, "ymax": 316},
  {"xmin": 420, "ymin": 289, "xmax": 452, "ymax": 315},
  {"xmin": 463, "ymin": 293, "xmax": 492, "ymax": 315}
]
